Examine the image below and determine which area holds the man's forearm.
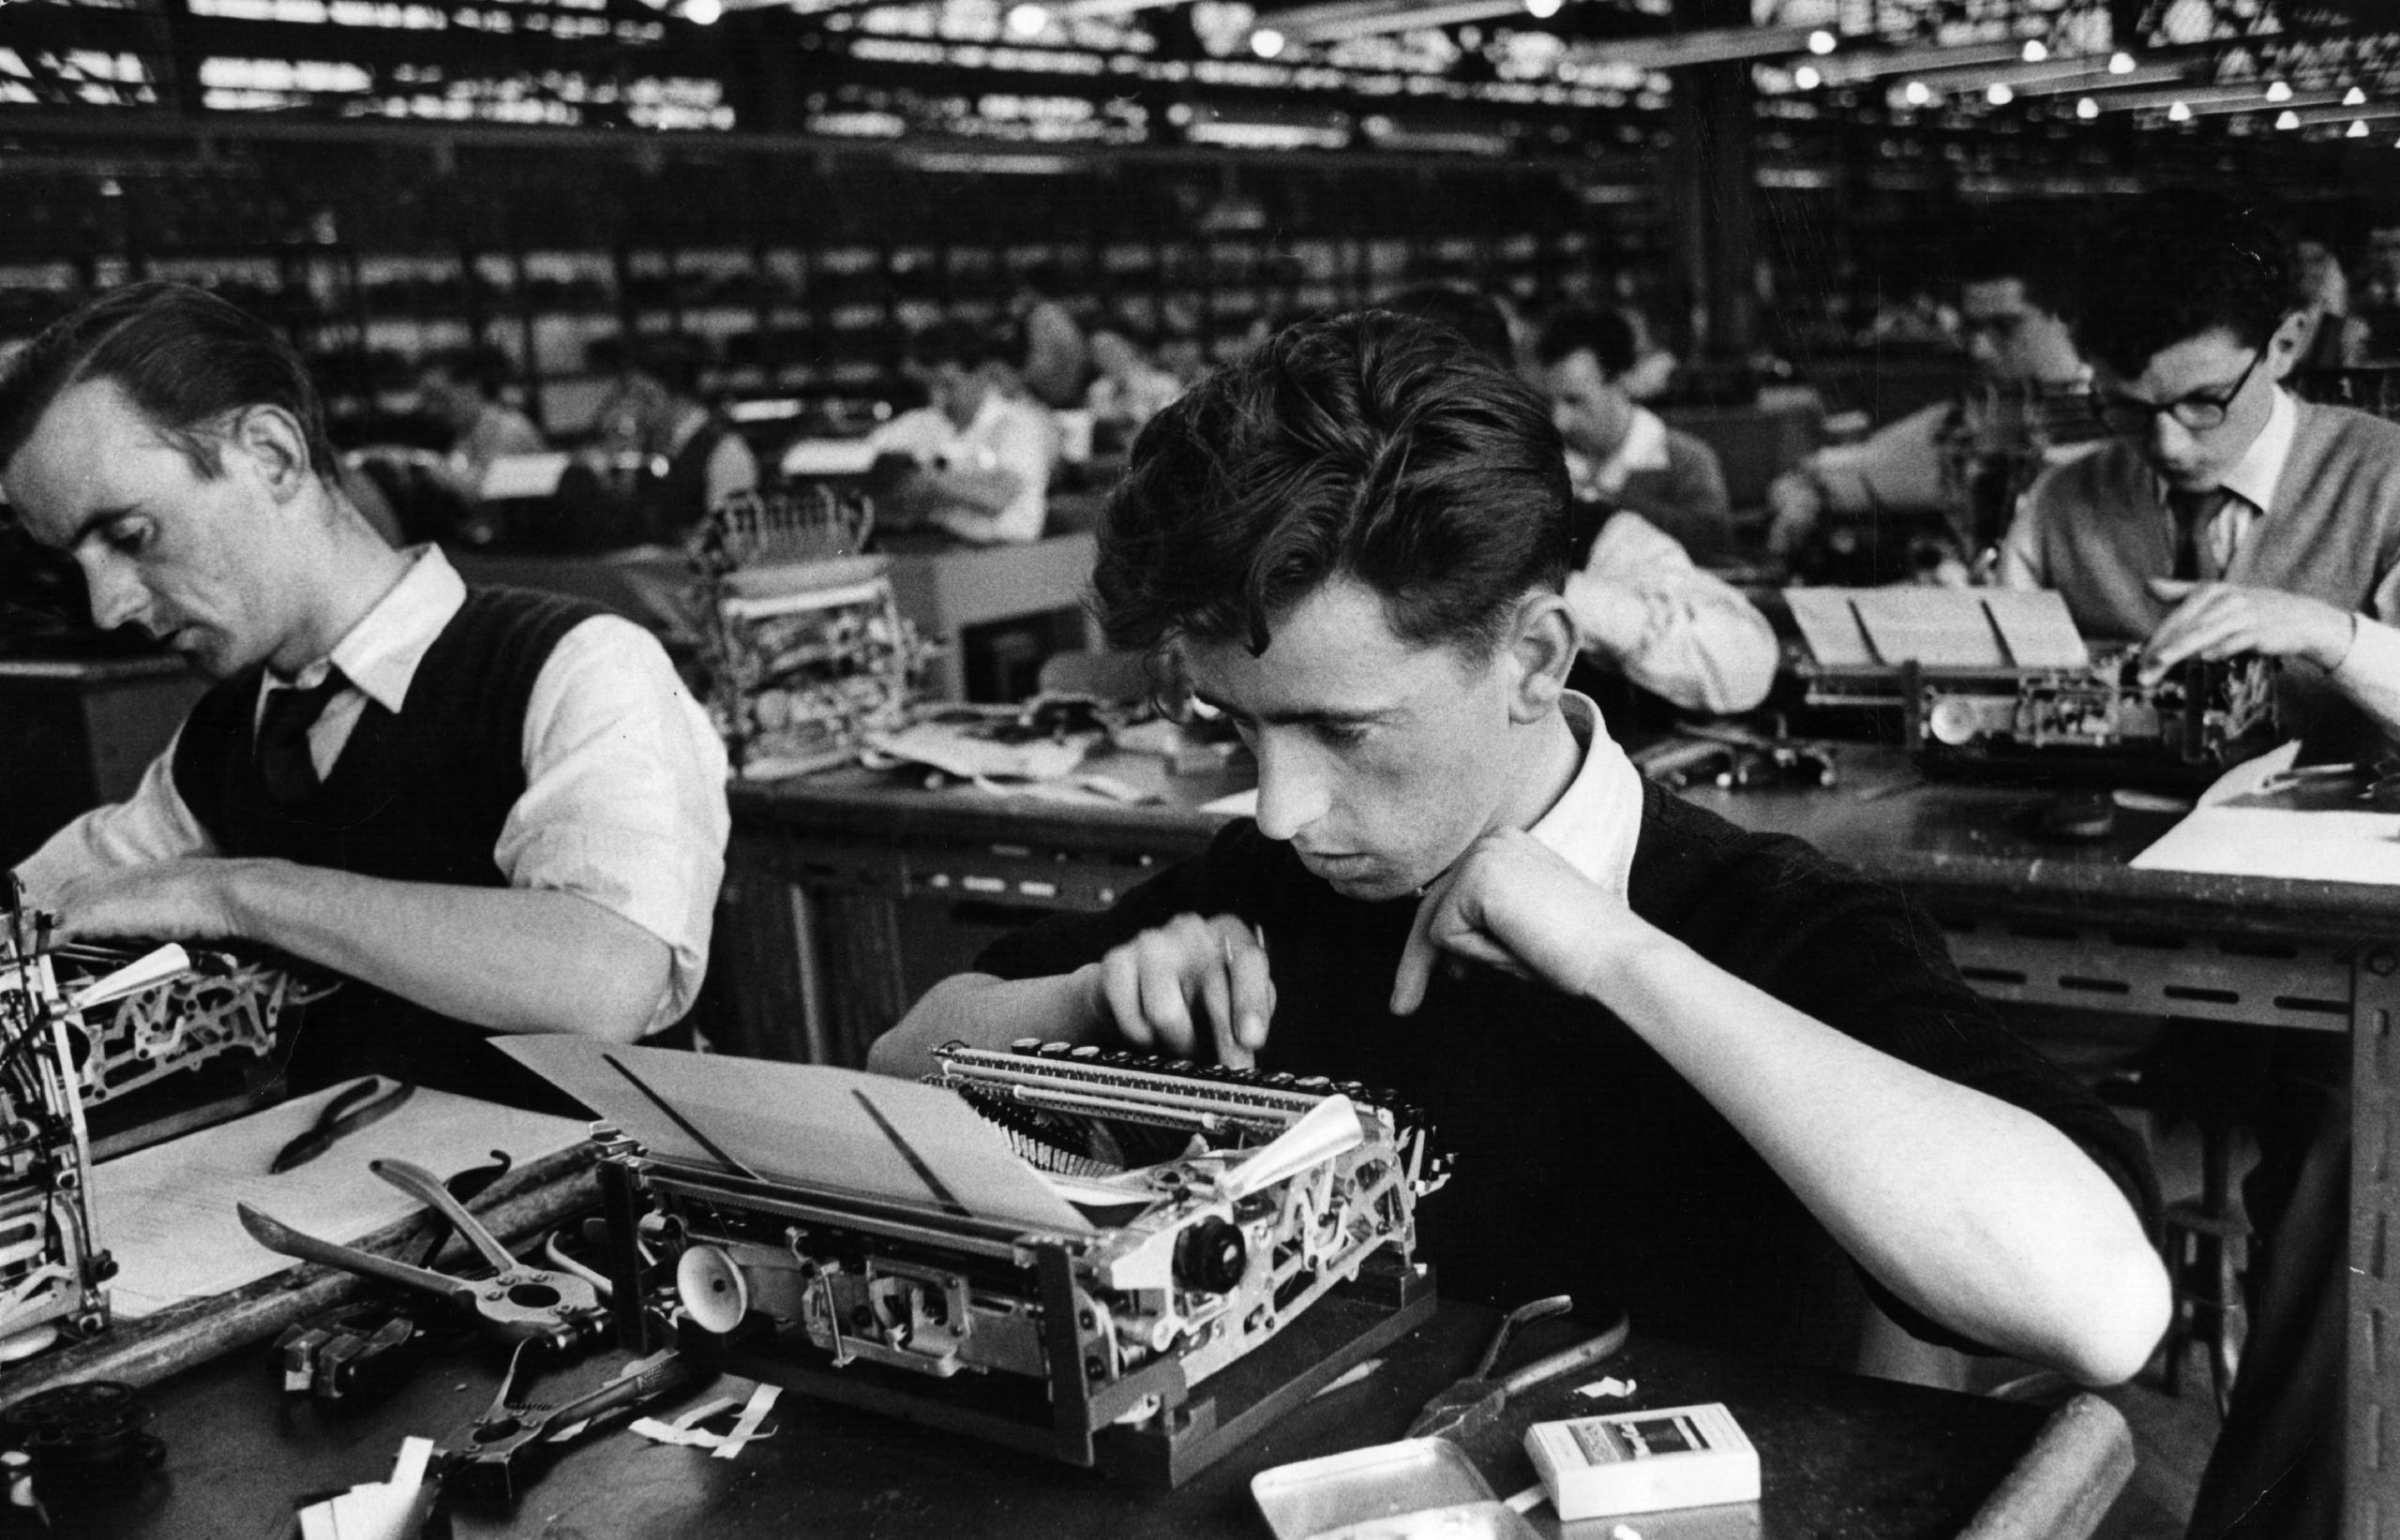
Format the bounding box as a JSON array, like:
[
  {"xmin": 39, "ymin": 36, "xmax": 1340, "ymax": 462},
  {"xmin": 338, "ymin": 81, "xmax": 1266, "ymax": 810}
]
[
  {"xmin": 1589, "ymin": 932, "xmax": 2167, "ymax": 1384},
  {"xmin": 915, "ymin": 466, "xmax": 1024, "ymax": 518},
  {"xmin": 866, "ymin": 966, "xmax": 1105, "ymax": 1078},
  {"xmin": 219, "ymin": 860, "xmax": 673, "ymax": 1042}
]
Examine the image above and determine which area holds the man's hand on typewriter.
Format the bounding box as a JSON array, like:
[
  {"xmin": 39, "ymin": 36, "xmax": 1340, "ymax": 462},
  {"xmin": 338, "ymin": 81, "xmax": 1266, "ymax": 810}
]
[
  {"xmin": 43, "ymin": 860, "xmax": 244, "ymax": 944},
  {"xmin": 1094, "ymin": 912, "xmax": 1275, "ymax": 1069},
  {"xmin": 1390, "ymin": 829, "xmax": 1658, "ymax": 1016},
  {"xmin": 2139, "ymin": 577, "xmax": 2354, "ymax": 682}
]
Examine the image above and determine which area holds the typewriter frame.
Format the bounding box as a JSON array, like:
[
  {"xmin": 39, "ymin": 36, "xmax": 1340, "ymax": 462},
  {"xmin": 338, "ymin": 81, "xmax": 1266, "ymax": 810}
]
[{"xmin": 592, "ymin": 1045, "xmax": 1444, "ymax": 1489}]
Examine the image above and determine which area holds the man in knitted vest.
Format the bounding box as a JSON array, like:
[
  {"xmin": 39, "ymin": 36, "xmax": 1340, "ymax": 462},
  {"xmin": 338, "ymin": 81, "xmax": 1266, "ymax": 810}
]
[
  {"xmin": 1, "ymin": 283, "xmax": 729, "ymax": 1108},
  {"xmin": 1999, "ymin": 194, "xmax": 2400, "ymax": 1540},
  {"xmin": 869, "ymin": 308, "xmax": 2168, "ymax": 1384}
]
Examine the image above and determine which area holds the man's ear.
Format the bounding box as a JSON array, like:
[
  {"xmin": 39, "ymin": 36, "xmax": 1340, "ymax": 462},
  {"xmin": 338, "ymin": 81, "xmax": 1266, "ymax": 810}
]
[
  {"xmin": 1505, "ymin": 590, "xmax": 1577, "ymax": 724},
  {"xmin": 2264, "ymin": 309, "xmax": 2314, "ymax": 382},
  {"xmin": 227, "ymin": 405, "xmax": 316, "ymax": 503}
]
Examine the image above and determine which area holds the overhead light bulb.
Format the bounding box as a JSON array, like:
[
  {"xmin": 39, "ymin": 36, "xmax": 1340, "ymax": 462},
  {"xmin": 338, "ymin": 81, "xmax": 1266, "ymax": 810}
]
[
  {"xmin": 2108, "ymin": 52, "xmax": 2136, "ymax": 75},
  {"xmin": 1251, "ymin": 26, "xmax": 1284, "ymax": 57},
  {"xmin": 2076, "ymin": 97, "xmax": 2099, "ymax": 120},
  {"xmin": 2168, "ymin": 100, "xmax": 2190, "ymax": 122},
  {"xmin": 2350, "ymin": 119, "xmax": 2369, "ymax": 138},
  {"xmin": 1792, "ymin": 64, "xmax": 1821, "ymax": 90},
  {"xmin": 1903, "ymin": 80, "xmax": 1930, "ymax": 107},
  {"xmin": 682, "ymin": 0, "xmax": 720, "ymax": 22},
  {"xmin": 2021, "ymin": 40, "xmax": 2048, "ymax": 64},
  {"xmin": 1808, "ymin": 29, "xmax": 1836, "ymax": 56},
  {"xmin": 1987, "ymin": 82, "xmax": 2014, "ymax": 106},
  {"xmin": 1005, "ymin": 2, "xmax": 1047, "ymax": 35},
  {"xmin": 2275, "ymin": 109, "xmax": 2300, "ymax": 129},
  {"xmin": 1524, "ymin": 0, "xmax": 1562, "ymax": 16},
  {"xmin": 2266, "ymin": 81, "xmax": 2292, "ymax": 102},
  {"xmin": 2345, "ymin": 86, "xmax": 2366, "ymax": 106}
]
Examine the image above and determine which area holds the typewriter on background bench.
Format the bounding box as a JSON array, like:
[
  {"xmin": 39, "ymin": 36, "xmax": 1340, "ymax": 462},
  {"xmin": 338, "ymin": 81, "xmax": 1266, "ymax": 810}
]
[
  {"xmin": 1787, "ymin": 587, "xmax": 2279, "ymax": 790},
  {"xmin": 507, "ymin": 1036, "xmax": 1444, "ymax": 1487}
]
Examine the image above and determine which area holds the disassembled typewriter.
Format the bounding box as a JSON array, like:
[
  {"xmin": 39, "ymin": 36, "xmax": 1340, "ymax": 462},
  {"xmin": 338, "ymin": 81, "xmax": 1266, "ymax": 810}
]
[
  {"xmin": 1788, "ymin": 588, "xmax": 2281, "ymax": 789},
  {"xmin": 592, "ymin": 1040, "xmax": 1447, "ymax": 1485},
  {"xmin": 689, "ymin": 485, "xmax": 930, "ymax": 780},
  {"xmin": 1900, "ymin": 647, "xmax": 2279, "ymax": 786},
  {"xmin": 0, "ymin": 878, "xmax": 292, "ymax": 1358}
]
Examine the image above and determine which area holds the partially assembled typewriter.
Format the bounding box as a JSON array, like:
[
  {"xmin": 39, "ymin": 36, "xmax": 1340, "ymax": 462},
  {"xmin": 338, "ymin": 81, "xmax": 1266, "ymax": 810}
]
[
  {"xmin": 0, "ymin": 878, "xmax": 293, "ymax": 1357},
  {"xmin": 1787, "ymin": 587, "xmax": 2280, "ymax": 789},
  {"xmin": 583, "ymin": 1039, "xmax": 1446, "ymax": 1485}
]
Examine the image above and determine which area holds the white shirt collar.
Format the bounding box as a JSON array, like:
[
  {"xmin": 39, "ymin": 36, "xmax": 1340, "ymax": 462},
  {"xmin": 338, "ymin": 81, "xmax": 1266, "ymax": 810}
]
[
  {"xmin": 271, "ymin": 546, "xmax": 466, "ymax": 714},
  {"xmin": 2216, "ymin": 385, "xmax": 2298, "ymax": 516},
  {"xmin": 1526, "ymin": 690, "xmax": 1642, "ymax": 905}
]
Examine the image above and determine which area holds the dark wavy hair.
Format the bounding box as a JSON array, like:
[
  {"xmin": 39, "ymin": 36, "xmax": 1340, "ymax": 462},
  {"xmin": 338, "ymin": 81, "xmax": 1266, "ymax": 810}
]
[
  {"xmin": 0, "ymin": 280, "xmax": 338, "ymax": 483},
  {"xmin": 1092, "ymin": 309, "xmax": 1572, "ymax": 660},
  {"xmin": 1533, "ymin": 305, "xmax": 1640, "ymax": 377},
  {"xmin": 2073, "ymin": 192, "xmax": 2294, "ymax": 379}
]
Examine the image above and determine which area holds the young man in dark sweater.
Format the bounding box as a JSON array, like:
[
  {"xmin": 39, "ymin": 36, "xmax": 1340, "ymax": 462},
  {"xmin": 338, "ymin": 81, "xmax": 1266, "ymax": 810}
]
[
  {"xmin": 871, "ymin": 310, "xmax": 2167, "ymax": 1383},
  {"xmin": 2, "ymin": 284, "xmax": 729, "ymax": 1104}
]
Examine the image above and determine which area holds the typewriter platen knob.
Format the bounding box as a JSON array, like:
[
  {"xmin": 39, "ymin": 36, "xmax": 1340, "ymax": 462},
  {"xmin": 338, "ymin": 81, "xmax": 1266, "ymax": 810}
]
[{"xmin": 1173, "ymin": 1218, "xmax": 1247, "ymax": 1294}]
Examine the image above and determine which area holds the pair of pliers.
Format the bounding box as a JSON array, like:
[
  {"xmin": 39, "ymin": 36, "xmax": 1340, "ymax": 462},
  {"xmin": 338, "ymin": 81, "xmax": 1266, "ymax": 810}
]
[
  {"xmin": 433, "ymin": 1344, "xmax": 704, "ymax": 1508},
  {"xmin": 237, "ymin": 1158, "xmax": 608, "ymax": 1351},
  {"xmin": 268, "ymin": 1077, "xmax": 415, "ymax": 1174}
]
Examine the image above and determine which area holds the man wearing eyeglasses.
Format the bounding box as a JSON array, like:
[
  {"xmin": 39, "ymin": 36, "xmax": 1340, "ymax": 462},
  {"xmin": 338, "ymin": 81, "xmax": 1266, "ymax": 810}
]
[
  {"xmin": 1999, "ymin": 194, "xmax": 2400, "ymax": 762},
  {"xmin": 2000, "ymin": 193, "xmax": 2400, "ymax": 1540}
]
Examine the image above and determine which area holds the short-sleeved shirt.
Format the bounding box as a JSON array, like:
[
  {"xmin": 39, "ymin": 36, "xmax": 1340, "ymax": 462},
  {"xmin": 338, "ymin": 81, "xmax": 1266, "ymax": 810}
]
[{"xmin": 973, "ymin": 774, "xmax": 2155, "ymax": 1366}]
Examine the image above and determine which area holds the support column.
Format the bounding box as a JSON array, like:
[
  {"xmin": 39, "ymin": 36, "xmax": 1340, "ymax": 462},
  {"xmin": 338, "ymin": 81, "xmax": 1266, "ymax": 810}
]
[{"xmin": 1664, "ymin": 0, "xmax": 1759, "ymax": 361}]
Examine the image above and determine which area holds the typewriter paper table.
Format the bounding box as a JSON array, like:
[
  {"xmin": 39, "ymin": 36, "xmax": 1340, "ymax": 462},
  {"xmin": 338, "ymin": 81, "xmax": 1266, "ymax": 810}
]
[
  {"xmin": 720, "ymin": 740, "xmax": 2400, "ymax": 1539},
  {"xmin": 49, "ymin": 1305, "xmax": 2119, "ymax": 1539}
]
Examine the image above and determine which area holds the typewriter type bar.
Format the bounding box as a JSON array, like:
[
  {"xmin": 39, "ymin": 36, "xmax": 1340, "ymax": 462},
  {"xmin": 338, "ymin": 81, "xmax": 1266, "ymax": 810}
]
[{"xmin": 593, "ymin": 1041, "xmax": 1445, "ymax": 1486}]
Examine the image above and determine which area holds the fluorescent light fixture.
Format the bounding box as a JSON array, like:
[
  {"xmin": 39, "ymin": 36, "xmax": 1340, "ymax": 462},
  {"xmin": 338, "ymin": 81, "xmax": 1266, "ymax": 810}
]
[
  {"xmin": 1808, "ymin": 29, "xmax": 1835, "ymax": 55},
  {"xmin": 2009, "ymin": 63, "xmax": 2187, "ymax": 98}
]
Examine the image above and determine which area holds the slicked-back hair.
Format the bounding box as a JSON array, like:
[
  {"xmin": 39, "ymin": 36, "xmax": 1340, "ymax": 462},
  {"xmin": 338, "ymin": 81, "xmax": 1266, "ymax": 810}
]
[
  {"xmin": 2075, "ymin": 192, "xmax": 2294, "ymax": 379},
  {"xmin": 1093, "ymin": 309, "xmax": 1573, "ymax": 661},
  {"xmin": 0, "ymin": 281, "xmax": 338, "ymax": 484},
  {"xmin": 907, "ymin": 318, "xmax": 998, "ymax": 373},
  {"xmin": 1534, "ymin": 306, "xmax": 1639, "ymax": 377}
]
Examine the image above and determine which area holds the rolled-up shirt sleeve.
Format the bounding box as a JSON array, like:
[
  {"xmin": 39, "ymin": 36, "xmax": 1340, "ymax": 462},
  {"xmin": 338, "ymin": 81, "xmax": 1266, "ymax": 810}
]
[
  {"xmin": 2330, "ymin": 613, "xmax": 2400, "ymax": 745},
  {"xmin": 499, "ymin": 616, "xmax": 730, "ymax": 1035},
  {"xmin": 1564, "ymin": 513, "xmax": 1779, "ymax": 714},
  {"xmin": 14, "ymin": 732, "xmax": 216, "ymax": 905}
]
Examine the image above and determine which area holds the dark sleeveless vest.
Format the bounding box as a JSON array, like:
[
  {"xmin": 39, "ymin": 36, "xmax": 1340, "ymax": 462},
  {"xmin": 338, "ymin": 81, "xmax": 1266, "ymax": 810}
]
[{"xmin": 173, "ymin": 587, "xmax": 608, "ymax": 1108}]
